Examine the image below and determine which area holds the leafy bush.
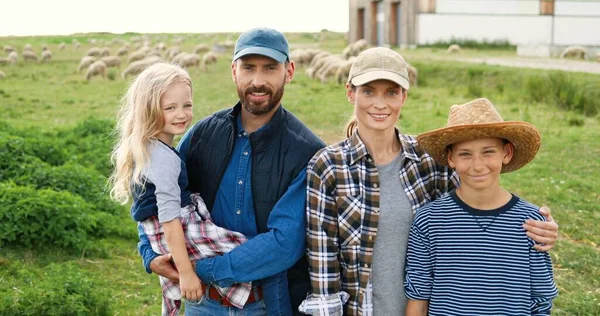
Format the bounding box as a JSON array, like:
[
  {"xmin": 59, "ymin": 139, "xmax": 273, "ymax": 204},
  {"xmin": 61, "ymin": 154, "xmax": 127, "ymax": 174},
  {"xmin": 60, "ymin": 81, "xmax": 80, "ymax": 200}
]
[
  {"xmin": 0, "ymin": 183, "xmax": 95, "ymax": 251},
  {"xmin": 59, "ymin": 118, "xmax": 115, "ymax": 176},
  {"xmin": 0, "ymin": 262, "xmax": 111, "ymax": 315},
  {"xmin": 13, "ymin": 163, "xmax": 121, "ymax": 215},
  {"xmin": 0, "ymin": 132, "xmax": 69, "ymax": 171}
]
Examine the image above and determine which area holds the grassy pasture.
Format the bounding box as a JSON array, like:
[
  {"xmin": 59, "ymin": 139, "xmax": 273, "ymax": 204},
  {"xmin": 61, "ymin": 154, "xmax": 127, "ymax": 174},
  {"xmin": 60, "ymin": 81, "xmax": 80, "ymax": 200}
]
[{"xmin": 1, "ymin": 32, "xmax": 599, "ymax": 315}]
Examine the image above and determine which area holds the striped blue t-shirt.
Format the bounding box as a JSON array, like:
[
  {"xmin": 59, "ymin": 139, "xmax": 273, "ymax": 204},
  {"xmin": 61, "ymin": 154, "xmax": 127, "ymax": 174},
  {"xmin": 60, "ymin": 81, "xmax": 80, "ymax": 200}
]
[{"xmin": 404, "ymin": 190, "xmax": 558, "ymax": 316}]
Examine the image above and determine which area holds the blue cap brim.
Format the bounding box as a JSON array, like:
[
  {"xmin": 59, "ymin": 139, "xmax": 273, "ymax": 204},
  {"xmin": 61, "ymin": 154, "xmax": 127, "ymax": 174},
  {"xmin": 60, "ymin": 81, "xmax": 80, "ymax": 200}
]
[{"xmin": 233, "ymin": 47, "xmax": 287, "ymax": 63}]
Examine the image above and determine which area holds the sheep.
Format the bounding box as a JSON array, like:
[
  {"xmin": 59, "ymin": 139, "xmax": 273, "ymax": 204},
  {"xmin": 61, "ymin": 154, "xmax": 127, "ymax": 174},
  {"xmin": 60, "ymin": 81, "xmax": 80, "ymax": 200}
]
[
  {"xmin": 85, "ymin": 60, "xmax": 107, "ymax": 81},
  {"xmin": 0, "ymin": 70, "xmax": 5, "ymax": 79},
  {"xmin": 24, "ymin": 44, "xmax": 33, "ymax": 51},
  {"xmin": 307, "ymin": 51, "xmax": 332, "ymax": 69},
  {"xmin": 3, "ymin": 45, "xmax": 16, "ymax": 53},
  {"xmin": 290, "ymin": 49, "xmax": 321, "ymax": 67},
  {"xmin": 171, "ymin": 52, "xmax": 188, "ymax": 65},
  {"xmin": 179, "ymin": 53, "xmax": 201, "ymax": 68},
  {"xmin": 201, "ymin": 51, "xmax": 218, "ymax": 71},
  {"xmin": 100, "ymin": 47, "xmax": 111, "ymax": 57},
  {"xmin": 74, "ymin": 41, "xmax": 81, "ymax": 49},
  {"xmin": 447, "ymin": 44, "xmax": 461, "ymax": 53},
  {"xmin": 117, "ymin": 46, "xmax": 129, "ymax": 56},
  {"xmin": 146, "ymin": 49, "xmax": 163, "ymax": 58},
  {"xmin": 335, "ymin": 57, "xmax": 356, "ymax": 84},
  {"xmin": 193, "ymin": 44, "xmax": 210, "ymax": 54},
  {"xmin": 58, "ymin": 42, "xmax": 66, "ymax": 50},
  {"xmin": 8, "ymin": 51, "xmax": 18, "ymax": 65},
  {"xmin": 306, "ymin": 54, "xmax": 340, "ymax": 78},
  {"xmin": 596, "ymin": 51, "xmax": 600, "ymax": 62},
  {"xmin": 341, "ymin": 45, "xmax": 354, "ymax": 59},
  {"xmin": 86, "ymin": 47, "xmax": 101, "ymax": 57},
  {"xmin": 100, "ymin": 56, "xmax": 121, "ymax": 68},
  {"xmin": 121, "ymin": 56, "xmax": 163, "ymax": 79},
  {"xmin": 407, "ymin": 63, "xmax": 418, "ymax": 87},
  {"xmin": 127, "ymin": 51, "xmax": 146, "ymax": 63},
  {"xmin": 560, "ymin": 46, "xmax": 587, "ymax": 59},
  {"xmin": 350, "ymin": 39, "xmax": 369, "ymax": 57},
  {"xmin": 42, "ymin": 45, "xmax": 48, "ymax": 51},
  {"xmin": 166, "ymin": 46, "xmax": 182, "ymax": 61},
  {"xmin": 0, "ymin": 58, "xmax": 9, "ymax": 65},
  {"xmin": 41, "ymin": 50, "xmax": 52, "ymax": 63},
  {"xmin": 318, "ymin": 58, "xmax": 346, "ymax": 83},
  {"xmin": 156, "ymin": 42, "xmax": 166, "ymax": 51},
  {"xmin": 78, "ymin": 56, "xmax": 97, "ymax": 73},
  {"xmin": 22, "ymin": 51, "xmax": 38, "ymax": 63}
]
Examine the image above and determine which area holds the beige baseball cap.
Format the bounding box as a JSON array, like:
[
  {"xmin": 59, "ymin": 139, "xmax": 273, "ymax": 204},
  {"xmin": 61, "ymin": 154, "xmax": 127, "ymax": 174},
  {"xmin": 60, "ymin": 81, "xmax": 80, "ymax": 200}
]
[{"xmin": 347, "ymin": 47, "xmax": 410, "ymax": 90}]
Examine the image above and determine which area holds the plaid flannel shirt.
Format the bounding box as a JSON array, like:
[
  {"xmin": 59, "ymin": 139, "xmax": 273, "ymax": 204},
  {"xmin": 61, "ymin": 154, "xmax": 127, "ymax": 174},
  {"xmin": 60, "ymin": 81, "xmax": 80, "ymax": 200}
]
[
  {"xmin": 140, "ymin": 193, "xmax": 252, "ymax": 316},
  {"xmin": 300, "ymin": 131, "xmax": 459, "ymax": 316}
]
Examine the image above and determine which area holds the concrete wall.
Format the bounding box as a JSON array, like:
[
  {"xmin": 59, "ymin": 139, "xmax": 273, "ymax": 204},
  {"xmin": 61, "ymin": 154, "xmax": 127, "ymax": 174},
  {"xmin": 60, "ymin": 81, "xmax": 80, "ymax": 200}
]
[
  {"xmin": 417, "ymin": 13, "xmax": 600, "ymax": 46},
  {"xmin": 436, "ymin": 0, "xmax": 539, "ymax": 14},
  {"xmin": 417, "ymin": 14, "xmax": 552, "ymax": 45}
]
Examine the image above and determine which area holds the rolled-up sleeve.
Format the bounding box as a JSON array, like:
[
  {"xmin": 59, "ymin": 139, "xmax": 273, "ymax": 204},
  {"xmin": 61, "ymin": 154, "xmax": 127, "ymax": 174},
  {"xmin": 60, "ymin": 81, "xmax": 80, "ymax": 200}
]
[{"xmin": 299, "ymin": 154, "xmax": 348, "ymax": 315}]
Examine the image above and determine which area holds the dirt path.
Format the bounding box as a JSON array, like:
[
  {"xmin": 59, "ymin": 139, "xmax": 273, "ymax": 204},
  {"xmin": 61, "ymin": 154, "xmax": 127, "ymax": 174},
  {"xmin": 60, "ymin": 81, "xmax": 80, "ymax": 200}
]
[{"xmin": 453, "ymin": 56, "xmax": 600, "ymax": 75}]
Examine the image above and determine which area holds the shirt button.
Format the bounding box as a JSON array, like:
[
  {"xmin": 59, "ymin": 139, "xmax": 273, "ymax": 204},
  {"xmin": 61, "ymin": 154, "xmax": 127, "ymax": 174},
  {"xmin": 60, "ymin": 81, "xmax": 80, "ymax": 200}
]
[
  {"xmin": 367, "ymin": 158, "xmax": 372, "ymax": 162},
  {"xmin": 243, "ymin": 151, "xmax": 248, "ymax": 156},
  {"xmin": 364, "ymin": 263, "xmax": 369, "ymax": 268},
  {"xmin": 359, "ymin": 290, "xmax": 364, "ymax": 295},
  {"xmin": 236, "ymin": 210, "xmax": 241, "ymax": 215},
  {"xmin": 368, "ymin": 235, "xmax": 373, "ymax": 241},
  {"xmin": 238, "ymin": 180, "xmax": 243, "ymax": 185},
  {"xmin": 373, "ymin": 183, "xmax": 378, "ymax": 188}
]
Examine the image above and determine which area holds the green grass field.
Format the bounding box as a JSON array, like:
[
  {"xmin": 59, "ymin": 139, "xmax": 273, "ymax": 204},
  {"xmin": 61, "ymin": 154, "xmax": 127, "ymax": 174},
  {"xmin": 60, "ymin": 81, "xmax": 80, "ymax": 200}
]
[{"xmin": 1, "ymin": 32, "xmax": 599, "ymax": 315}]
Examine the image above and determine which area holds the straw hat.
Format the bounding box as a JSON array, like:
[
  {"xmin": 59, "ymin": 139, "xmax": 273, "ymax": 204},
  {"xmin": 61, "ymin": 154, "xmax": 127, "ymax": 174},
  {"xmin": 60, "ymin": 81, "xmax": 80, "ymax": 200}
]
[{"xmin": 417, "ymin": 98, "xmax": 541, "ymax": 173}]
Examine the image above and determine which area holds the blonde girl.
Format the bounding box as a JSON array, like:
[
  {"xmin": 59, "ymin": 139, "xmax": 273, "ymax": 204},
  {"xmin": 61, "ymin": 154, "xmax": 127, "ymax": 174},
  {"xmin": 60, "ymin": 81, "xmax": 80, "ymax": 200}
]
[{"xmin": 109, "ymin": 63, "xmax": 251, "ymax": 316}]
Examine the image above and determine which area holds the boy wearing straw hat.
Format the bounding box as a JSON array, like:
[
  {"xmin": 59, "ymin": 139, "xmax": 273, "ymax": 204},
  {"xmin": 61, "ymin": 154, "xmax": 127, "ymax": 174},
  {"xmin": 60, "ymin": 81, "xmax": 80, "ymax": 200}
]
[{"xmin": 404, "ymin": 98, "xmax": 558, "ymax": 316}]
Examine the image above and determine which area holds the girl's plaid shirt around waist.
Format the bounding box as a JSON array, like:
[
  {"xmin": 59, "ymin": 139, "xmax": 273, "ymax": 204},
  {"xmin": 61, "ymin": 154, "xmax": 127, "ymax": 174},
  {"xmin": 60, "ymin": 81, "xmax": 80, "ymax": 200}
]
[{"xmin": 302, "ymin": 131, "xmax": 459, "ymax": 316}]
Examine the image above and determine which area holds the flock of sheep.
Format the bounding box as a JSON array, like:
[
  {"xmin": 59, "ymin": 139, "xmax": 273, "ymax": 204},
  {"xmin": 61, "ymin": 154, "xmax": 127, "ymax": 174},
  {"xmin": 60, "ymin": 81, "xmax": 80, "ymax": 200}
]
[
  {"xmin": 79, "ymin": 39, "xmax": 224, "ymax": 81},
  {"xmin": 291, "ymin": 39, "xmax": 418, "ymax": 87},
  {"xmin": 0, "ymin": 35, "xmax": 227, "ymax": 81},
  {"xmin": 1, "ymin": 35, "xmax": 599, "ymax": 82}
]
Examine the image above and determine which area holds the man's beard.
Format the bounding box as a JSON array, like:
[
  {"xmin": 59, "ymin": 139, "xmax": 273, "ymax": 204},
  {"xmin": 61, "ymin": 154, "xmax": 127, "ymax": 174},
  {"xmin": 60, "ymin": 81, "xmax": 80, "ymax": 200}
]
[{"xmin": 237, "ymin": 78, "xmax": 285, "ymax": 116}]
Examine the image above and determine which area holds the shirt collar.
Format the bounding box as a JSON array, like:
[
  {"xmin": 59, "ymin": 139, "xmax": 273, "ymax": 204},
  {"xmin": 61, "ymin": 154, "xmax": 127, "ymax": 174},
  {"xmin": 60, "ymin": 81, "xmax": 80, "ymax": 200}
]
[{"xmin": 347, "ymin": 128, "xmax": 421, "ymax": 165}]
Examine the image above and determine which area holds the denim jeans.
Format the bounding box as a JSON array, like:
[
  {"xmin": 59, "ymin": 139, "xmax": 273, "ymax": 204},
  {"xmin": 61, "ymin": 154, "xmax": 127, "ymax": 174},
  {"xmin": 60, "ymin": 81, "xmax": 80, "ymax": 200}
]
[{"xmin": 185, "ymin": 295, "xmax": 268, "ymax": 316}]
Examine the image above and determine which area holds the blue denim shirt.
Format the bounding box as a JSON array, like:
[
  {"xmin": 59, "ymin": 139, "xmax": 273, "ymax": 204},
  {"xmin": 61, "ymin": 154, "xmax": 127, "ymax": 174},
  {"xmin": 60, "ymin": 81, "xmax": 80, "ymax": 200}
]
[{"xmin": 137, "ymin": 115, "xmax": 306, "ymax": 315}]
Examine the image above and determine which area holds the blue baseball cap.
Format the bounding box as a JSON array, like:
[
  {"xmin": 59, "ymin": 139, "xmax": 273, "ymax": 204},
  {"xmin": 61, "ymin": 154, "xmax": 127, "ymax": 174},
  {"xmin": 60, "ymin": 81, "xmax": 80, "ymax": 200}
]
[{"xmin": 233, "ymin": 27, "xmax": 289, "ymax": 63}]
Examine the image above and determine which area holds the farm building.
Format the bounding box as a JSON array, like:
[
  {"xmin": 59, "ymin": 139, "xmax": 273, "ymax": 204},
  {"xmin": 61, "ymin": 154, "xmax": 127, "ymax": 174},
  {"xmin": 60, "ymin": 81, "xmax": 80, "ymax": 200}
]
[{"xmin": 348, "ymin": 0, "xmax": 600, "ymax": 56}]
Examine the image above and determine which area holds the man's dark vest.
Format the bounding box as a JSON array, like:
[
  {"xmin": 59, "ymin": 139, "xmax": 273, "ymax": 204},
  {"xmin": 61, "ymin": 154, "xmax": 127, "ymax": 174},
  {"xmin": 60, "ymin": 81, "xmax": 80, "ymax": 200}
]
[{"xmin": 185, "ymin": 102, "xmax": 325, "ymax": 311}]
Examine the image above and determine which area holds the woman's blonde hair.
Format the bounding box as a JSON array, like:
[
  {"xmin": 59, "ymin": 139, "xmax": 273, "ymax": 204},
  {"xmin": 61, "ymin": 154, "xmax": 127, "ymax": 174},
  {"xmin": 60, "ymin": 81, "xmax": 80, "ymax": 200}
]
[{"xmin": 109, "ymin": 62, "xmax": 192, "ymax": 204}]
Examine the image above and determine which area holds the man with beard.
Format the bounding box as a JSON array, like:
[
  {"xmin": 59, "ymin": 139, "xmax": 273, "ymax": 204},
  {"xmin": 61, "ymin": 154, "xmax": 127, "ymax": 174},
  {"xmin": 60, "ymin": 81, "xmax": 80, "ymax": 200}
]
[{"xmin": 137, "ymin": 27, "xmax": 325, "ymax": 315}]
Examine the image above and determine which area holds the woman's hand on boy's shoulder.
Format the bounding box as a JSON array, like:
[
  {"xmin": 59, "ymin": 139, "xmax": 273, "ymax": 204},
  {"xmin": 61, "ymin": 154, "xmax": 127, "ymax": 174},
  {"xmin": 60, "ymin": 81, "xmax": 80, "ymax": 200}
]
[{"xmin": 522, "ymin": 206, "xmax": 559, "ymax": 252}]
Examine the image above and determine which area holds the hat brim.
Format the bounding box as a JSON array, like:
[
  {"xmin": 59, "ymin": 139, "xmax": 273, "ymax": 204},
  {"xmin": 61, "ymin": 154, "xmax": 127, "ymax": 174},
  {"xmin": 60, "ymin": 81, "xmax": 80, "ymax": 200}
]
[
  {"xmin": 416, "ymin": 121, "xmax": 541, "ymax": 173},
  {"xmin": 233, "ymin": 47, "xmax": 287, "ymax": 63},
  {"xmin": 350, "ymin": 70, "xmax": 410, "ymax": 90}
]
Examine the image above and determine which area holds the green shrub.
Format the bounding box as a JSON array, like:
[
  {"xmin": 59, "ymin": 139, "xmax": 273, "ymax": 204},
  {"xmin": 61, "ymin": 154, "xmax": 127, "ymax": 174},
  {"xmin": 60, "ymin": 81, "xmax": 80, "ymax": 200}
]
[
  {"xmin": 0, "ymin": 132, "xmax": 69, "ymax": 169},
  {"xmin": 59, "ymin": 118, "xmax": 115, "ymax": 176},
  {"xmin": 0, "ymin": 262, "xmax": 111, "ymax": 315},
  {"xmin": 13, "ymin": 163, "xmax": 121, "ymax": 215},
  {"xmin": 0, "ymin": 183, "xmax": 95, "ymax": 251}
]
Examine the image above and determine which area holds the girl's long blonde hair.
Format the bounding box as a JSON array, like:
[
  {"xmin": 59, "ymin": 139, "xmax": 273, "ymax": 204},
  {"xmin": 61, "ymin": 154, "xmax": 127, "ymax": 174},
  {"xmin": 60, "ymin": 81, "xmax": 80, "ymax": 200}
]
[{"xmin": 109, "ymin": 62, "xmax": 192, "ymax": 204}]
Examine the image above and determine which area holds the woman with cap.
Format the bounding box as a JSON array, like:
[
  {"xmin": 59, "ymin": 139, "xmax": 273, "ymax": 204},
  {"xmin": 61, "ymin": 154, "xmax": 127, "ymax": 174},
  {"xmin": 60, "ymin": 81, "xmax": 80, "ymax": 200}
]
[{"xmin": 298, "ymin": 47, "xmax": 559, "ymax": 316}]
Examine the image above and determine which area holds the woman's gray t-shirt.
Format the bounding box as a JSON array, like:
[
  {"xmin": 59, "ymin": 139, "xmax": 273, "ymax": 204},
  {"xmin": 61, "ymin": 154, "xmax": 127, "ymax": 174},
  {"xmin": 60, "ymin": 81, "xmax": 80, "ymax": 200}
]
[{"xmin": 372, "ymin": 153, "xmax": 414, "ymax": 315}]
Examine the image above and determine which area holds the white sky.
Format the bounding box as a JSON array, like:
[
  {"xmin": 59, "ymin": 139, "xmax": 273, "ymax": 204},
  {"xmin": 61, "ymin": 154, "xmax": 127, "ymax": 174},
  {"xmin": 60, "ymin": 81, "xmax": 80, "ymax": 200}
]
[{"xmin": 1, "ymin": 0, "xmax": 349, "ymax": 36}]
